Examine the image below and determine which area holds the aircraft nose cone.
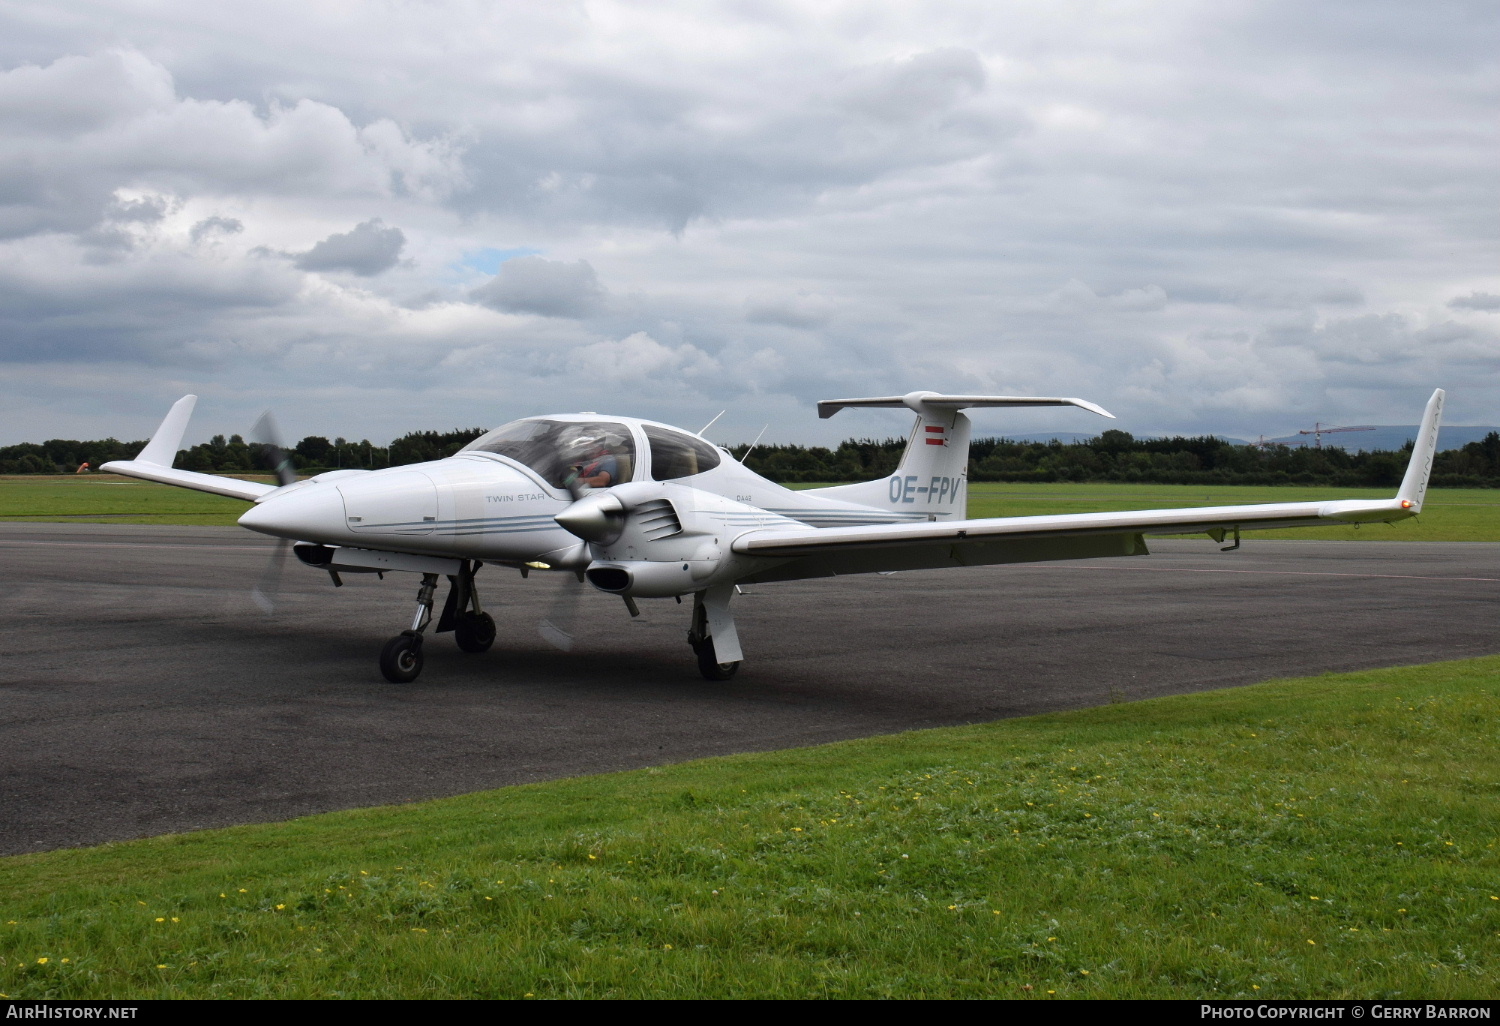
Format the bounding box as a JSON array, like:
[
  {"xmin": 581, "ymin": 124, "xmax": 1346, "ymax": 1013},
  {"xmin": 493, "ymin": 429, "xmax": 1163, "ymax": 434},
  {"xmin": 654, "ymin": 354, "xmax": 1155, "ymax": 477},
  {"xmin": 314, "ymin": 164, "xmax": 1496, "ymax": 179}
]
[{"xmin": 238, "ymin": 482, "xmax": 347, "ymax": 541}]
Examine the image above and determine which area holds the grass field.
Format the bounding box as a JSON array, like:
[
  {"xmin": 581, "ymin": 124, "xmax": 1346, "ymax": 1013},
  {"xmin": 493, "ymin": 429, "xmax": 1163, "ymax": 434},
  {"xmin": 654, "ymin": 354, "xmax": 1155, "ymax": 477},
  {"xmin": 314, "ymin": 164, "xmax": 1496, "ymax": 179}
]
[
  {"xmin": 4, "ymin": 475, "xmax": 1499, "ymax": 540},
  {"xmin": 2, "ymin": 656, "xmax": 1497, "ymax": 999},
  {"xmin": 0, "ymin": 475, "xmax": 267, "ymax": 526},
  {"xmin": 962, "ymin": 482, "xmax": 1500, "ymax": 542}
]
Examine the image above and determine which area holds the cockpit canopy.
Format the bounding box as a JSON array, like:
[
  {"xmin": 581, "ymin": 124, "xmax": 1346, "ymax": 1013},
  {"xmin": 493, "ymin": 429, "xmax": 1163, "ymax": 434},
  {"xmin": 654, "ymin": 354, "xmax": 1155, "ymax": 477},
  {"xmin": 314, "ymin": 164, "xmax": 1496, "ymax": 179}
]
[
  {"xmin": 461, "ymin": 419, "xmax": 636, "ymax": 489},
  {"xmin": 460, "ymin": 417, "xmax": 724, "ymax": 487},
  {"xmin": 642, "ymin": 424, "xmax": 721, "ymax": 480}
]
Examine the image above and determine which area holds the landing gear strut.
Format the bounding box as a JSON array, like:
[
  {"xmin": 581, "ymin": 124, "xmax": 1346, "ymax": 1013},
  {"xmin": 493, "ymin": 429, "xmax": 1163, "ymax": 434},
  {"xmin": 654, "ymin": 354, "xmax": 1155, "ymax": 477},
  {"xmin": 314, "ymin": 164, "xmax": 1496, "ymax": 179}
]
[
  {"xmin": 688, "ymin": 587, "xmax": 742, "ymax": 681},
  {"xmin": 380, "ymin": 572, "xmax": 439, "ymax": 683}
]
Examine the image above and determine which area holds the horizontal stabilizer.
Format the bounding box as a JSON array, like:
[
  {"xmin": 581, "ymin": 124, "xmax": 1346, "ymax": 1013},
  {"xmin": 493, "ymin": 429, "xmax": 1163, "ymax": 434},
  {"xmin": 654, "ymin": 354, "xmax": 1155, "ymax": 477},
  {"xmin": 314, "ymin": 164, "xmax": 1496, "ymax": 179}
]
[{"xmin": 818, "ymin": 390, "xmax": 1114, "ymax": 420}]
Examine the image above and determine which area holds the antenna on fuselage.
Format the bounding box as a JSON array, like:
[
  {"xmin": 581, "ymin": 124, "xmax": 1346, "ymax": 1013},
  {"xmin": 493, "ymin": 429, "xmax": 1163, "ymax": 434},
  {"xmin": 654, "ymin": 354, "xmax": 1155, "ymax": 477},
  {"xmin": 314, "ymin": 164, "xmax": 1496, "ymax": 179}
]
[
  {"xmin": 697, "ymin": 410, "xmax": 726, "ymax": 436},
  {"xmin": 740, "ymin": 424, "xmax": 769, "ymax": 461}
]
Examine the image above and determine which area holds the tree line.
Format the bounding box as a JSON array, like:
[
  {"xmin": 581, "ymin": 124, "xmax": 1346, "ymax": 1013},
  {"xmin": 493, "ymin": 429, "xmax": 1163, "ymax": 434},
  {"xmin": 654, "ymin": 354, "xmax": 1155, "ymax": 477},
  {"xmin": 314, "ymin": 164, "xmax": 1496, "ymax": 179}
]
[
  {"xmin": 732, "ymin": 429, "xmax": 1500, "ymax": 489},
  {"xmin": 0, "ymin": 428, "xmax": 487, "ymax": 477},
  {"xmin": 5, "ymin": 427, "xmax": 1500, "ymax": 489}
]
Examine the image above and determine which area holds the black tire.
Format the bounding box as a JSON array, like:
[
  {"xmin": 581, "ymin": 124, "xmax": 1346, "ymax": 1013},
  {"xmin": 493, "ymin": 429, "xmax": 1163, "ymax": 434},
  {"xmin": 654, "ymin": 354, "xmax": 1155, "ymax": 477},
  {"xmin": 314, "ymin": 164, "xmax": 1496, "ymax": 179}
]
[
  {"xmin": 454, "ymin": 612, "xmax": 496, "ymax": 653},
  {"xmin": 380, "ymin": 633, "xmax": 424, "ymax": 683},
  {"xmin": 695, "ymin": 638, "xmax": 740, "ymax": 681}
]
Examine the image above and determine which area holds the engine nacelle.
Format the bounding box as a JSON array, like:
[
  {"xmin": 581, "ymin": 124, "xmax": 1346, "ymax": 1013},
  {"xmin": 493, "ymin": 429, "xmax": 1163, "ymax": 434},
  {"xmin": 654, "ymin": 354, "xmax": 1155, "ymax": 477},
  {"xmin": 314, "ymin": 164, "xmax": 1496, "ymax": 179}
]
[{"xmin": 576, "ymin": 481, "xmax": 790, "ymax": 597}]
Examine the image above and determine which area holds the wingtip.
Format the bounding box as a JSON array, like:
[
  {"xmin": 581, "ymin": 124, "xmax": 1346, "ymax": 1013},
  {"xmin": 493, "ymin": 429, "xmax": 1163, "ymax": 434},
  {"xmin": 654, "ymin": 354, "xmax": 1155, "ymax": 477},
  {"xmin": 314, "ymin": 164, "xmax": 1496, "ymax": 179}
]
[{"xmin": 1072, "ymin": 398, "xmax": 1116, "ymax": 419}]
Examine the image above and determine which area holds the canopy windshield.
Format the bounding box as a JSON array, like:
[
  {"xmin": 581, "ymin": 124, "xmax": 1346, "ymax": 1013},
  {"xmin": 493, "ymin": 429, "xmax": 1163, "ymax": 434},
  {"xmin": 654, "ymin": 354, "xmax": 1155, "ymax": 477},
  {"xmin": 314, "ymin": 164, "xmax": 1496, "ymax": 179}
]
[{"xmin": 460, "ymin": 419, "xmax": 635, "ymax": 488}]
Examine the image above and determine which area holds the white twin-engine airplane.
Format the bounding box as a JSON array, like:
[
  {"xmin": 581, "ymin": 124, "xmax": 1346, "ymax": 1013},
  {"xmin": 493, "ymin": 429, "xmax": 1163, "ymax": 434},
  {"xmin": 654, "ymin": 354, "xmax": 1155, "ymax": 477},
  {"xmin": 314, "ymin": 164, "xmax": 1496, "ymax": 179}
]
[{"xmin": 102, "ymin": 388, "xmax": 1444, "ymax": 684}]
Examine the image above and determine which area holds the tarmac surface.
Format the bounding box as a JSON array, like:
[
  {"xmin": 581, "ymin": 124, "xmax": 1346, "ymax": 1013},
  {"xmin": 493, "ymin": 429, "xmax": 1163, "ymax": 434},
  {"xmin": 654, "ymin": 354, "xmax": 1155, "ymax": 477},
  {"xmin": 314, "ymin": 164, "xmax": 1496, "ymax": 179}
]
[{"xmin": 2, "ymin": 521, "xmax": 1497, "ymax": 855}]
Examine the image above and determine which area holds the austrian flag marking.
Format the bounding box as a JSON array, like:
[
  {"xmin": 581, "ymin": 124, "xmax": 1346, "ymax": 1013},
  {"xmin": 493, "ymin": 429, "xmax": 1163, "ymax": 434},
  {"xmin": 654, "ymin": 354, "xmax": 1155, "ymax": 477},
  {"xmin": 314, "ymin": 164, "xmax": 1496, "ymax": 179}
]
[{"xmin": 925, "ymin": 425, "xmax": 947, "ymax": 446}]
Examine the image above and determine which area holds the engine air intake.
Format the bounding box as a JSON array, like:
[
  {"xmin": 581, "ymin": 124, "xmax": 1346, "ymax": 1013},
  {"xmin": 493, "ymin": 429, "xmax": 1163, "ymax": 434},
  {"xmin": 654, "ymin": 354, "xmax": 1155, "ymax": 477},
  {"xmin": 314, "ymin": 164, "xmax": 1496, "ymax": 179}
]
[{"xmin": 586, "ymin": 566, "xmax": 632, "ymax": 592}]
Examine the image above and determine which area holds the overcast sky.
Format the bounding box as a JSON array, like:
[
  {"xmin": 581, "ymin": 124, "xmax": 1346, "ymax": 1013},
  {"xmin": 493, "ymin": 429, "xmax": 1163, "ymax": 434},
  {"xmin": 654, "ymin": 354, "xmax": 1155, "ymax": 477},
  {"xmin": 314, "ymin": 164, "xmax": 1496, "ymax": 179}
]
[{"xmin": 1, "ymin": 1, "xmax": 1496, "ymax": 447}]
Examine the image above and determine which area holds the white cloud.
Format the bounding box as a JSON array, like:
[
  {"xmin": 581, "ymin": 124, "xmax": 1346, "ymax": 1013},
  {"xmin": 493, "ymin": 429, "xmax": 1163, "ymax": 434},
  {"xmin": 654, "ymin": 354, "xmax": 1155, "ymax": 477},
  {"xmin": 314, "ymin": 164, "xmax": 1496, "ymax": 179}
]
[
  {"xmin": 293, "ymin": 219, "xmax": 405, "ymax": 276},
  {"xmin": 0, "ymin": 3, "xmax": 1495, "ymax": 447},
  {"xmin": 1450, "ymin": 291, "xmax": 1500, "ymax": 312},
  {"xmin": 470, "ymin": 256, "xmax": 605, "ymax": 318},
  {"xmin": 745, "ymin": 291, "xmax": 834, "ymax": 328},
  {"xmin": 566, "ymin": 332, "xmax": 719, "ymax": 385}
]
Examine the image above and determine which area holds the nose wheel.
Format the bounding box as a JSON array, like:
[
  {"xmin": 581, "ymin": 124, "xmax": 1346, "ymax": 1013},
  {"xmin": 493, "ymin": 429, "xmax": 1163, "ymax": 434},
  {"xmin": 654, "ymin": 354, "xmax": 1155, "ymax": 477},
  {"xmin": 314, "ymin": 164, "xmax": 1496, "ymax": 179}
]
[
  {"xmin": 380, "ymin": 632, "xmax": 424, "ymax": 683},
  {"xmin": 380, "ymin": 572, "xmax": 439, "ymax": 683}
]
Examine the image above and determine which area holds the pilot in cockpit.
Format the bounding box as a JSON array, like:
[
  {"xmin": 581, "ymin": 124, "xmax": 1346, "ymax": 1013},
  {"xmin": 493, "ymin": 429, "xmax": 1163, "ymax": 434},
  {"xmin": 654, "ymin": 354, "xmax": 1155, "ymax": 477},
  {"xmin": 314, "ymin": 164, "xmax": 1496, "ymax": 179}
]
[{"xmin": 567, "ymin": 433, "xmax": 620, "ymax": 488}]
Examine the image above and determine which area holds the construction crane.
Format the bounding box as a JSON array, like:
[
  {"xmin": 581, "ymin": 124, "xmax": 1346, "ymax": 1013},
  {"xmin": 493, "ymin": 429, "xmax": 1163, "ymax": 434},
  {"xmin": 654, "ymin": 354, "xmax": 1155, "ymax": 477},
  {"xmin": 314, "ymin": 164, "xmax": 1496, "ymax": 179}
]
[
  {"xmin": 1297, "ymin": 423, "xmax": 1375, "ymax": 450},
  {"xmin": 1249, "ymin": 435, "xmax": 1305, "ymax": 449}
]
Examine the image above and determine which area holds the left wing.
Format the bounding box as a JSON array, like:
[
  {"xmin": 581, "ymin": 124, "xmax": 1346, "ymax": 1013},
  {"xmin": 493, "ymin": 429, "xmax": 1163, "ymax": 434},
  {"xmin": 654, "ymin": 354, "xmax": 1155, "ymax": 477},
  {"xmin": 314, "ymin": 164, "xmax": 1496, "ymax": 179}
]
[
  {"xmin": 733, "ymin": 389, "xmax": 1443, "ymax": 584},
  {"xmin": 100, "ymin": 395, "xmax": 277, "ymax": 502}
]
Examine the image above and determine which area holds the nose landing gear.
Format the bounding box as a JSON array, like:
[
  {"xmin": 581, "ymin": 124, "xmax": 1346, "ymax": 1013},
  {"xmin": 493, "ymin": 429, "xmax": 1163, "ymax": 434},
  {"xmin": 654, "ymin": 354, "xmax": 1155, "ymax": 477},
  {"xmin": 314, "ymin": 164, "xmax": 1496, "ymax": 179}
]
[
  {"xmin": 380, "ymin": 572, "xmax": 438, "ymax": 683},
  {"xmin": 379, "ymin": 562, "xmax": 496, "ymax": 683}
]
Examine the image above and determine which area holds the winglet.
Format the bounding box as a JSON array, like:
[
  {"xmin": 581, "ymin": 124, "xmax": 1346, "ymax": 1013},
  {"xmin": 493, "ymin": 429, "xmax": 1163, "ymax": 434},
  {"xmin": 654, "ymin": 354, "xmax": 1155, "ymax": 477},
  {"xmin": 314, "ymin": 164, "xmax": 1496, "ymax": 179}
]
[
  {"xmin": 1397, "ymin": 388, "xmax": 1444, "ymax": 513},
  {"xmin": 134, "ymin": 395, "xmax": 198, "ymax": 468}
]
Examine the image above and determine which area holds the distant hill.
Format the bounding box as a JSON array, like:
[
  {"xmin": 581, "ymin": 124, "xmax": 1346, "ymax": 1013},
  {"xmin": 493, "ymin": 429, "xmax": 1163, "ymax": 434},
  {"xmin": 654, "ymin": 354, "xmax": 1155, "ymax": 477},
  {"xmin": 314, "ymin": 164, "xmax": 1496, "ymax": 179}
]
[
  {"xmin": 993, "ymin": 427, "xmax": 1500, "ymax": 452},
  {"xmin": 994, "ymin": 431, "xmax": 1249, "ymax": 446},
  {"xmin": 1261, "ymin": 426, "xmax": 1500, "ymax": 452}
]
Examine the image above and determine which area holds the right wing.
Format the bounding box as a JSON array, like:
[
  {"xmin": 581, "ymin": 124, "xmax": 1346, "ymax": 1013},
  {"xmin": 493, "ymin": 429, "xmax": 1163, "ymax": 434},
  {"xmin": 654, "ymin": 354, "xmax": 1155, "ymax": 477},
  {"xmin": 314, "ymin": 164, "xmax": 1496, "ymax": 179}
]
[
  {"xmin": 100, "ymin": 395, "xmax": 277, "ymax": 502},
  {"xmin": 735, "ymin": 389, "xmax": 1443, "ymax": 584}
]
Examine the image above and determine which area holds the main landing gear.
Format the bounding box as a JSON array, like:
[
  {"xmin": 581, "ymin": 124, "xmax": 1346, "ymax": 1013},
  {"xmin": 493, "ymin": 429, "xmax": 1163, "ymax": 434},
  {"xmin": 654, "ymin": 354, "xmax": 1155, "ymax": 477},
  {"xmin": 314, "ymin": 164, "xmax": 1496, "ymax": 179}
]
[
  {"xmin": 379, "ymin": 561, "xmax": 494, "ymax": 683},
  {"xmin": 687, "ymin": 587, "xmax": 742, "ymax": 681}
]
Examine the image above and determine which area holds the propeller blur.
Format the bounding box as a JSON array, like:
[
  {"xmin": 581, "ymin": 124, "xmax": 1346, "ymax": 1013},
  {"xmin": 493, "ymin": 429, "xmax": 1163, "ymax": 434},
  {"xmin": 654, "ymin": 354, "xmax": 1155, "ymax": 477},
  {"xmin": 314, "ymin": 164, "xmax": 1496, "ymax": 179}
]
[{"xmin": 101, "ymin": 388, "xmax": 1445, "ymax": 683}]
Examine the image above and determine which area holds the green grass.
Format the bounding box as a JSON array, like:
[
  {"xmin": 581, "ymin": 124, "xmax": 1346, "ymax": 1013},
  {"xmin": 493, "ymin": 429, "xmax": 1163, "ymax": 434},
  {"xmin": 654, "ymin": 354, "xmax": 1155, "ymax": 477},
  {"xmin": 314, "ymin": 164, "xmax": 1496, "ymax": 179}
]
[
  {"xmin": 5, "ymin": 476, "xmax": 1499, "ymax": 540},
  {"xmin": 3, "ymin": 657, "xmax": 1498, "ymax": 999},
  {"xmin": 813, "ymin": 482, "xmax": 1499, "ymax": 542},
  {"xmin": 0, "ymin": 475, "xmax": 263, "ymax": 525}
]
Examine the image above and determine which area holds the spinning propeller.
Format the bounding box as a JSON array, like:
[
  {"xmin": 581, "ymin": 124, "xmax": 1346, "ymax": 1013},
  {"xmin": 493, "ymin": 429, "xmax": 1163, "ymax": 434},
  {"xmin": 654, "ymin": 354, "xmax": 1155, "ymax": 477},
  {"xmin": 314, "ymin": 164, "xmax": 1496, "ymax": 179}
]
[
  {"xmin": 248, "ymin": 410, "xmax": 298, "ymax": 613},
  {"xmin": 536, "ymin": 440, "xmax": 630, "ymax": 650}
]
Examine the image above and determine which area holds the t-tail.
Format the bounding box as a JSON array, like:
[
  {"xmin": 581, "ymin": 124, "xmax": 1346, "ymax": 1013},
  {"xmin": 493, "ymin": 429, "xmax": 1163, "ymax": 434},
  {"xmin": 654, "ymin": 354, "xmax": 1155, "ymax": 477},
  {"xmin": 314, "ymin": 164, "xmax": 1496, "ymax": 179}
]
[{"xmin": 805, "ymin": 390, "xmax": 1115, "ymax": 520}]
